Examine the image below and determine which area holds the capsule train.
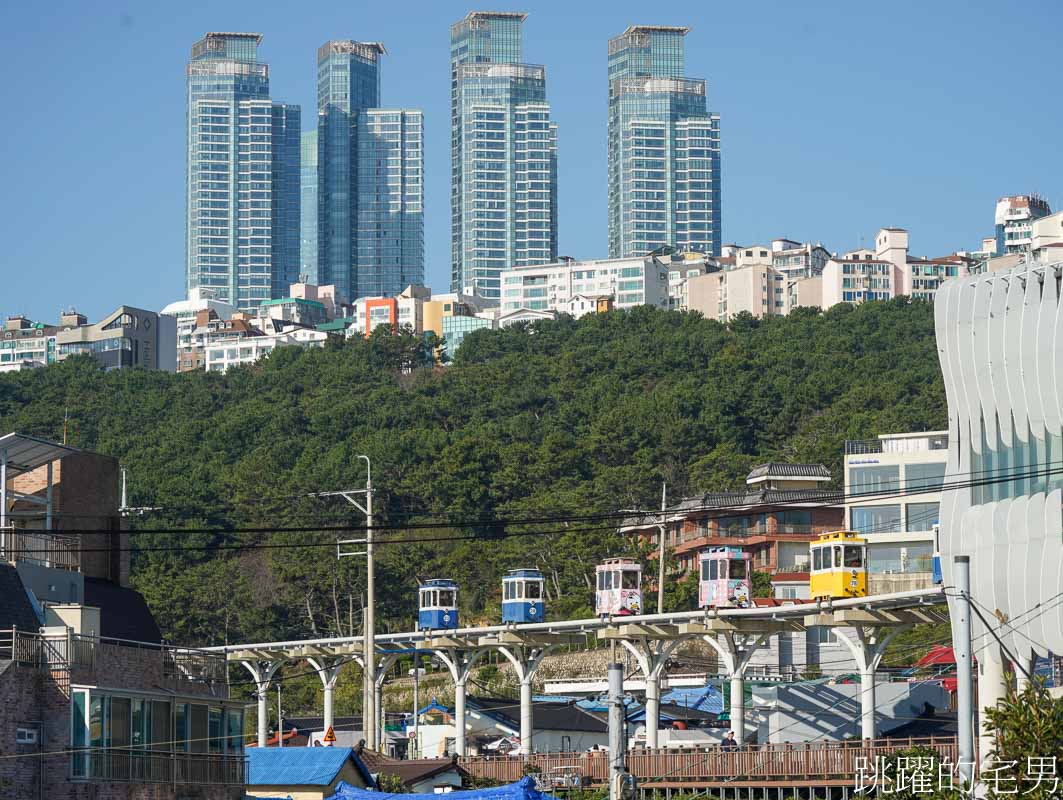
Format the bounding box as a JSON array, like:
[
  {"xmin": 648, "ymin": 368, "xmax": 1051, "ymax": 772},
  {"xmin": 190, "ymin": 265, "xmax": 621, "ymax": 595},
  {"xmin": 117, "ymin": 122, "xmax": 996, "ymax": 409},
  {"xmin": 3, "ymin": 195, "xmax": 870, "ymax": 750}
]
[{"xmin": 416, "ymin": 530, "xmax": 870, "ymax": 629}]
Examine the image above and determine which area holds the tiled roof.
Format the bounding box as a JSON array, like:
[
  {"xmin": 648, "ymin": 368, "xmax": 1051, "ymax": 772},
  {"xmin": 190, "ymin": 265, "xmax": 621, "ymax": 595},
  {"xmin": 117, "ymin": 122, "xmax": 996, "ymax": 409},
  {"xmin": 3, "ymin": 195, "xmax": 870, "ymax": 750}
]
[
  {"xmin": 357, "ymin": 750, "xmax": 465, "ymax": 785},
  {"xmin": 746, "ymin": 463, "xmax": 831, "ymax": 481}
]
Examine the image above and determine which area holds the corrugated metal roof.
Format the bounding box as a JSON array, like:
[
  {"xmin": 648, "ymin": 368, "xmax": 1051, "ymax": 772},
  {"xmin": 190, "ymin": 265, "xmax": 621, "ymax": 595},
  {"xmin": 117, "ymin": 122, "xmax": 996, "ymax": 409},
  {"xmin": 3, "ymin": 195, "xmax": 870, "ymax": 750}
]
[
  {"xmin": 248, "ymin": 746, "xmax": 357, "ymax": 785},
  {"xmin": 0, "ymin": 432, "xmax": 81, "ymax": 477}
]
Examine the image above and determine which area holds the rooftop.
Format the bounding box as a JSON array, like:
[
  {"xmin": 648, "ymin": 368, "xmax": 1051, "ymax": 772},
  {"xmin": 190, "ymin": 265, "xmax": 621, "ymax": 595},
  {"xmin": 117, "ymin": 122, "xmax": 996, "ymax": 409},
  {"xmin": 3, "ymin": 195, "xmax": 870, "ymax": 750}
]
[
  {"xmin": 620, "ymin": 25, "xmax": 691, "ymax": 36},
  {"xmin": 0, "ymin": 432, "xmax": 81, "ymax": 477},
  {"xmin": 469, "ymin": 696, "xmax": 608, "ymax": 733},
  {"xmin": 746, "ymin": 463, "xmax": 831, "ymax": 483},
  {"xmin": 357, "ymin": 750, "xmax": 465, "ymax": 786},
  {"xmin": 247, "ymin": 746, "xmax": 373, "ymax": 787},
  {"xmin": 461, "ymin": 11, "xmax": 529, "ymax": 22}
]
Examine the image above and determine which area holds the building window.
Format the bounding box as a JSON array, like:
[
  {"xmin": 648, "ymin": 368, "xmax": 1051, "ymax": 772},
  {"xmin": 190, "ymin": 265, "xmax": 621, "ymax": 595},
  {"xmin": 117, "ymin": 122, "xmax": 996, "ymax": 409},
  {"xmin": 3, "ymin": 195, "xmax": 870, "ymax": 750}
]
[
  {"xmin": 904, "ymin": 462, "xmax": 946, "ymax": 492},
  {"xmin": 850, "ymin": 505, "xmax": 902, "ymax": 534},
  {"xmin": 848, "ymin": 465, "xmax": 900, "ymax": 495},
  {"xmin": 905, "ymin": 502, "xmax": 940, "ymax": 532}
]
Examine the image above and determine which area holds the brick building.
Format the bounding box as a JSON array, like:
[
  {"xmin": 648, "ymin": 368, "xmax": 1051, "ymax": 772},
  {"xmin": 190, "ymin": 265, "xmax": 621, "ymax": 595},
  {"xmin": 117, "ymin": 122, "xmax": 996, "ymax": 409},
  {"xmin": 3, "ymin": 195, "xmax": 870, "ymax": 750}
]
[
  {"xmin": 0, "ymin": 432, "xmax": 245, "ymax": 799},
  {"xmin": 621, "ymin": 464, "xmax": 844, "ymax": 599}
]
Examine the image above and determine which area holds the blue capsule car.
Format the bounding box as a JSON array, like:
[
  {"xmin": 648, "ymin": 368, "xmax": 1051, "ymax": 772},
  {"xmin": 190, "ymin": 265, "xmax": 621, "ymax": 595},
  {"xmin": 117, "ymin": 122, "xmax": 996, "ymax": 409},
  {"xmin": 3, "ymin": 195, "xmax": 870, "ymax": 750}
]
[
  {"xmin": 502, "ymin": 568, "xmax": 546, "ymax": 623},
  {"xmin": 418, "ymin": 579, "xmax": 459, "ymax": 630}
]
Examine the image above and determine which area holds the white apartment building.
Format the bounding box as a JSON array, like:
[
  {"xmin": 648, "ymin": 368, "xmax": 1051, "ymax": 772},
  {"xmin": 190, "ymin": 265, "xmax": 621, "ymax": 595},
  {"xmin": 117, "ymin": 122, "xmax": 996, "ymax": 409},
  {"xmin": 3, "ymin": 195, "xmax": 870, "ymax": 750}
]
[
  {"xmin": 160, "ymin": 288, "xmax": 237, "ymax": 366},
  {"xmin": 499, "ymin": 256, "xmax": 669, "ymax": 315},
  {"xmin": 844, "ymin": 431, "xmax": 948, "ymax": 592},
  {"xmin": 686, "ymin": 264, "xmax": 786, "ymax": 321},
  {"xmin": 994, "ymin": 194, "xmax": 1052, "ymax": 255},
  {"xmin": 771, "ymin": 239, "xmax": 830, "ymax": 280},
  {"xmin": 1031, "ymin": 210, "xmax": 1063, "ymax": 261},
  {"xmin": 205, "ymin": 328, "xmax": 329, "ymax": 372}
]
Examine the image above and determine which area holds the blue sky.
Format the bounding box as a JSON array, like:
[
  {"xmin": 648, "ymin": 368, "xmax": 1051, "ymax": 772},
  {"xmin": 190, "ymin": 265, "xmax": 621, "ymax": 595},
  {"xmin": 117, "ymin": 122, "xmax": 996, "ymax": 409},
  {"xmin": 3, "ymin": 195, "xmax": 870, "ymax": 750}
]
[{"xmin": 2, "ymin": 0, "xmax": 1061, "ymax": 323}]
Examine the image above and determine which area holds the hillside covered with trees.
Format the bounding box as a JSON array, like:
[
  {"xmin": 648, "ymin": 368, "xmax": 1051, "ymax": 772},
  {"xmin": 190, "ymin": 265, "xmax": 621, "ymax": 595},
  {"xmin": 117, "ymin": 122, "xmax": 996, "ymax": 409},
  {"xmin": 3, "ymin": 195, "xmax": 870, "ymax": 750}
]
[{"xmin": 0, "ymin": 300, "xmax": 946, "ymax": 647}]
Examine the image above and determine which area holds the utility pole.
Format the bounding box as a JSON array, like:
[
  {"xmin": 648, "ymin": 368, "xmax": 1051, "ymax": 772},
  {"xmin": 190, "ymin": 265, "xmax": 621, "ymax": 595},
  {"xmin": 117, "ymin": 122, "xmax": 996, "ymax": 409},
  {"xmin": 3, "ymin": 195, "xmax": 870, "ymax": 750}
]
[
  {"xmin": 411, "ymin": 651, "xmax": 421, "ymax": 759},
  {"xmin": 657, "ymin": 482, "xmax": 667, "ymax": 615},
  {"xmin": 277, "ymin": 684, "xmax": 283, "ymax": 748},
  {"xmin": 954, "ymin": 556, "xmax": 974, "ymax": 790},
  {"xmin": 608, "ymin": 662, "xmax": 626, "ymax": 800},
  {"xmin": 321, "ymin": 454, "xmax": 376, "ymax": 749}
]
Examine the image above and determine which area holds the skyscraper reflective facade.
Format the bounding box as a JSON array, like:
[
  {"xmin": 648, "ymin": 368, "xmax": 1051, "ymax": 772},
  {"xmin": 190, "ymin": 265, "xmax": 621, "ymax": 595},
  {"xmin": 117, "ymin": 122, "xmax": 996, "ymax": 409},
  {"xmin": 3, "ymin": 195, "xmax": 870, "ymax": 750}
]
[
  {"xmin": 300, "ymin": 130, "xmax": 319, "ymax": 283},
  {"xmin": 317, "ymin": 41, "xmax": 424, "ymax": 301},
  {"xmin": 185, "ymin": 32, "xmax": 301, "ymax": 312},
  {"xmin": 608, "ymin": 26, "xmax": 720, "ymax": 259},
  {"xmin": 450, "ymin": 12, "xmax": 558, "ymax": 299}
]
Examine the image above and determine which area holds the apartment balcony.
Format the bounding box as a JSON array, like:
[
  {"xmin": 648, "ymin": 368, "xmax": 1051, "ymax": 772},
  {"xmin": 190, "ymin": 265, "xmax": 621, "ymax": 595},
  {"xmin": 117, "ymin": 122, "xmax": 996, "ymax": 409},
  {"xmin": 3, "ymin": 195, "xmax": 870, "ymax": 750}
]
[
  {"xmin": 74, "ymin": 749, "xmax": 246, "ymax": 786},
  {"xmin": 0, "ymin": 527, "xmax": 80, "ymax": 571}
]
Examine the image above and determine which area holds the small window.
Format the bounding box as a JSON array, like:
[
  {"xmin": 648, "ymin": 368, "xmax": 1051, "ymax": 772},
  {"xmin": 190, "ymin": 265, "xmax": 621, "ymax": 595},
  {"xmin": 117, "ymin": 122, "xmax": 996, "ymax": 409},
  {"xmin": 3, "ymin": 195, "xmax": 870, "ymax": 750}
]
[
  {"xmin": 525, "ymin": 581, "xmax": 541, "ymax": 600},
  {"xmin": 16, "ymin": 728, "xmax": 38, "ymax": 745},
  {"xmin": 844, "ymin": 546, "xmax": 863, "ymax": 568},
  {"xmin": 701, "ymin": 560, "xmax": 712, "ymax": 581},
  {"xmin": 833, "ymin": 547, "xmax": 842, "ymax": 568},
  {"xmin": 708, "ymin": 559, "xmax": 718, "ymax": 581},
  {"xmin": 622, "ymin": 571, "xmax": 639, "ymax": 590},
  {"xmin": 729, "ymin": 560, "xmax": 747, "ymax": 579},
  {"xmin": 439, "ymin": 590, "xmax": 455, "ymax": 607},
  {"xmin": 812, "ymin": 547, "xmax": 822, "ymax": 571},
  {"xmin": 597, "ymin": 572, "xmax": 605, "ymax": 591}
]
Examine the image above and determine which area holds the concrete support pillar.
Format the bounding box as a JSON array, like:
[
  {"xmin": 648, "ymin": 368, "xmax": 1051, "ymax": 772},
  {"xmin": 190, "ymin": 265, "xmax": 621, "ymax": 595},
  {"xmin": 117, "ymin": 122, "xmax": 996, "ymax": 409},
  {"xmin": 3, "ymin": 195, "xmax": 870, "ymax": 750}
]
[
  {"xmin": 645, "ymin": 674, "xmax": 661, "ymax": 749},
  {"xmin": 241, "ymin": 660, "xmax": 282, "ymax": 748},
  {"xmin": 730, "ymin": 672, "xmax": 746, "ymax": 744},
  {"xmin": 702, "ymin": 632, "xmax": 771, "ymax": 747},
  {"xmin": 307, "ymin": 657, "xmax": 345, "ymax": 742},
  {"xmin": 454, "ymin": 680, "xmax": 468, "ymax": 757},
  {"xmin": 859, "ymin": 664, "xmax": 876, "ymax": 741},
  {"xmin": 434, "ymin": 648, "xmax": 485, "ymax": 759},
  {"xmin": 519, "ymin": 679, "xmax": 534, "ymax": 755},
  {"xmin": 617, "ymin": 637, "xmax": 687, "ymax": 751},
  {"xmin": 373, "ymin": 654, "xmax": 396, "ymax": 749},
  {"xmin": 979, "ymin": 644, "xmax": 1007, "ymax": 765},
  {"xmin": 497, "ymin": 645, "xmax": 552, "ymax": 755},
  {"xmin": 832, "ymin": 626, "xmax": 908, "ymax": 742}
]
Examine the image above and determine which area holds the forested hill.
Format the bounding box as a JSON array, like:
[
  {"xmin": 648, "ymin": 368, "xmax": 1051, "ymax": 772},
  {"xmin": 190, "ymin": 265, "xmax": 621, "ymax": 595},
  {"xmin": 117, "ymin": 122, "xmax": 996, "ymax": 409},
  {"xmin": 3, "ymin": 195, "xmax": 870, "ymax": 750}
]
[{"xmin": 0, "ymin": 300, "xmax": 946, "ymax": 646}]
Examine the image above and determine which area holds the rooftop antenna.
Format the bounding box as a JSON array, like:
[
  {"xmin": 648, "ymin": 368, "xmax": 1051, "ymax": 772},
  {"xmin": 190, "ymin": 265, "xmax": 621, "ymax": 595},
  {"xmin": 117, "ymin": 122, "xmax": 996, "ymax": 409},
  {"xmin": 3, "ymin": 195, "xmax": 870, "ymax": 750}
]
[{"xmin": 63, "ymin": 408, "xmax": 69, "ymax": 445}]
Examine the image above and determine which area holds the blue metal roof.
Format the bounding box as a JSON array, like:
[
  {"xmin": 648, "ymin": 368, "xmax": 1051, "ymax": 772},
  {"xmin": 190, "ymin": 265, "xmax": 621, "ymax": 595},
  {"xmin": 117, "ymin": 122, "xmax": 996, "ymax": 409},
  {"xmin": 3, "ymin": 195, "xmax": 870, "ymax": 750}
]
[
  {"xmin": 504, "ymin": 569, "xmax": 543, "ymax": 579},
  {"xmin": 661, "ymin": 684, "xmax": 725, "ymax": 714},
  {"xmin": 420, "ymin": 578, "xmax": 458, "ymax": 588},
  {"xmin": 248, "ymin": 747, "xmax": 373, "ymax": 786}
]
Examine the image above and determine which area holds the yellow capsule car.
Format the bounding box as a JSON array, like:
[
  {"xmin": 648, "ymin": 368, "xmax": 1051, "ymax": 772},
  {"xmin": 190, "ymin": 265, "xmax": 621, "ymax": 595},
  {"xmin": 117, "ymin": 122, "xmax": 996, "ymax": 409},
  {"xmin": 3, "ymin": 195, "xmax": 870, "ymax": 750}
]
[{"xmin": 809, "ymin": 531, "xmax": 868, "ymax": 599}]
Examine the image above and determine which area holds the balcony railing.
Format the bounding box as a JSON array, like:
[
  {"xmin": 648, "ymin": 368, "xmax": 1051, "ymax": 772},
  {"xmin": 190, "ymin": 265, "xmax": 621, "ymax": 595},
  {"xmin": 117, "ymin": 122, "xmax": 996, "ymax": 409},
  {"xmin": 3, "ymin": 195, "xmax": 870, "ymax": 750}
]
[
  {"xmin": 0, "ymin": 528, "xmax": 80, "ymax": 571},
  {"xmin": 845, "ymin": 436, "xmax": 949, "ymax": 455},
  {"xmin": 74, "ymin": 749, "xmax": 246, "ymax": 786},
  {"xmin": 0, "ymin": 628, "xmax": 225, "ymax": 683}
]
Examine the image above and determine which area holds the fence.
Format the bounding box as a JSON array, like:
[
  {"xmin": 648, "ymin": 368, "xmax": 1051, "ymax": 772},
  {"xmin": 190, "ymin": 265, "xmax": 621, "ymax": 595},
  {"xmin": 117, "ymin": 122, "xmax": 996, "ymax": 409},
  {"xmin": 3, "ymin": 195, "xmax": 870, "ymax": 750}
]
[
  {"xmin": 459, "ymin": 737, "xmax": 959, "ymax": 785},
  {"xmin": 0, "ymin": 528, "xmax": 79, "ymax": 570}
]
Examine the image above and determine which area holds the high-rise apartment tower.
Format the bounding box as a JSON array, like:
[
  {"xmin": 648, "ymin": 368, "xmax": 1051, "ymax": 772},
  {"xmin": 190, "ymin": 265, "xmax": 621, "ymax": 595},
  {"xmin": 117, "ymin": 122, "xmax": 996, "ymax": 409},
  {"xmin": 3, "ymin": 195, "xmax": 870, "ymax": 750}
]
[
  {"xmin": 185, "ymin": 32, "xmax": 300, "ymax": 312},
  {"xmin": 607, "ymin": 26, "xmax": 720, "ymax": 258},
  {"xmin": 450, "ymin": 11, "xmax": 558, "ymax": 299}
]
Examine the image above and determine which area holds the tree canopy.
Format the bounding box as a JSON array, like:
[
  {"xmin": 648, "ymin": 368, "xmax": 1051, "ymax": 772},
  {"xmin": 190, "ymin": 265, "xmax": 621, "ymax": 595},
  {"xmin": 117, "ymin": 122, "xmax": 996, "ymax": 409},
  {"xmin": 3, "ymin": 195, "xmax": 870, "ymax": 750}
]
[{"xmin": 0, "ymin": 299, "xmax": 946, "ymax": 646}]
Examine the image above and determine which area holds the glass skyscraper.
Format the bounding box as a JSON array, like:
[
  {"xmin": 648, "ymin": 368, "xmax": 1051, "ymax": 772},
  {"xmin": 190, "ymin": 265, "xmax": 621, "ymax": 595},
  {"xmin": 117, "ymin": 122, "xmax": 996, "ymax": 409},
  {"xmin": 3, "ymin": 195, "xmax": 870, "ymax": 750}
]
[
  {"xmin": 450, "ymin": 12, "xmax": 558, "ymax": 299},
  {"xmin": 300, "ymin": 130, "xmax": 319, "ymax": 283},
  {"xmin": 607, "ymin": 26, "xmax": 720, "ymax": 259},
  {"xmin": 185, "ymin": 32, "xmax": 301, "ymax": 312},
  {"xmin": 317, "ymin": 41, "xmax": 424, "ymax": 301}
]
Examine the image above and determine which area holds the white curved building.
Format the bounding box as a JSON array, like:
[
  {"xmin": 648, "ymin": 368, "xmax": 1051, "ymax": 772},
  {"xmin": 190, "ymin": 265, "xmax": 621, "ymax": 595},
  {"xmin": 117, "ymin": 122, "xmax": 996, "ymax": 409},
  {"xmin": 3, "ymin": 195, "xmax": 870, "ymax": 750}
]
[{"xmin": 935, "ymin": 260, "xmax": 1063, "ymax": 707}]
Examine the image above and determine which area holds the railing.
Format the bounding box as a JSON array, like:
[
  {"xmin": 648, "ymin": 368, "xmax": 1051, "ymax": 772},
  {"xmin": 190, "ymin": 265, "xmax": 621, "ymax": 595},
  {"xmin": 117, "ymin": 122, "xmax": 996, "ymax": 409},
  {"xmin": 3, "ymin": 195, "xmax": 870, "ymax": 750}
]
[
  {"xmin": 845, "ymin": 437, "xmax": 948, "ymax": 455},
  {"xmin": 75, "ymin": 749, "xmax": 246, "ymax": 786},
  {"xmin": 0, "ymin": 628, "xmax": 224, "ymax": 682},
  {"xmin": 459, "ymin": 737, "xmax": 959, "ymax": 785},
  {"xmin": 0, "ymin": 528, "xmax": 80, "ymax": 570}
]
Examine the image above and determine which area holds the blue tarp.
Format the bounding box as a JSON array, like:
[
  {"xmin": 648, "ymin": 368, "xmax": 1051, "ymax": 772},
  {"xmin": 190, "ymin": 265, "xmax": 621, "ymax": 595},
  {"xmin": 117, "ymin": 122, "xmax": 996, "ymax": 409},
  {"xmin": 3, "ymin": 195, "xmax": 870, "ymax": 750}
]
[
  {"xmin": 328, "ymin": 776, "xmax": 555, "ymax": 800},
  {"xmin": 661, "ymin": 684, "xmax": 725, "ymax": 714},
  {"xmin": 248, "ymin": 747, "xmax": 373, "ymax": 786}
]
